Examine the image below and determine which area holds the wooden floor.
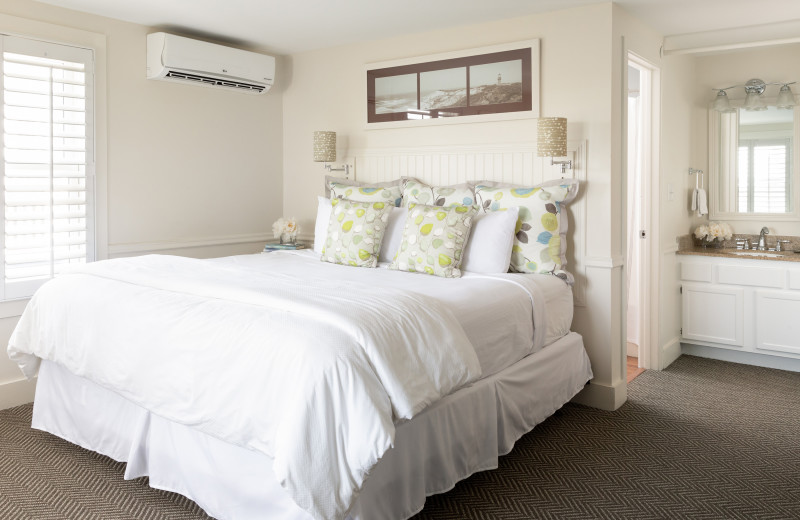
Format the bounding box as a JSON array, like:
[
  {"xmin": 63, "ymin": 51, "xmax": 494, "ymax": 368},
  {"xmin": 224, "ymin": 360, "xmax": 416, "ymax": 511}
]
[{"xmin": 627, "ymin": 355, "xmax": 645, "ymax": 383}]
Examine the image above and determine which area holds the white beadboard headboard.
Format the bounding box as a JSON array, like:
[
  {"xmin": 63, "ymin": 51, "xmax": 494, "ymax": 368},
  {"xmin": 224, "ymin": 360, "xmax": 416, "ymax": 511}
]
[{"xmin": 350, "ymin": 142, "xmax": 587, "ymax": 306}]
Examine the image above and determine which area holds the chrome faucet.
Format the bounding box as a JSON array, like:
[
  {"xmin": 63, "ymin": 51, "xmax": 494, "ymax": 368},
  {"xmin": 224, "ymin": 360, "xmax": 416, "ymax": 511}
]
[{"xmin": 757, "ymin": 226, "xmax": 769, "ymax": 250}]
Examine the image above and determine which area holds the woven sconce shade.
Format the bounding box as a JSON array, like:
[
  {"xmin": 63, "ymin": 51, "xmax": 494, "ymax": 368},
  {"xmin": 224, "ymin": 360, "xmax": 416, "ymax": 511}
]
[
  {"xmin": 536, "ymin": 117, "xmax": 567, "ymax": 157},
  {"xmin": 313, "ymin": 131, "xmax": 336, "ymax": 162}
]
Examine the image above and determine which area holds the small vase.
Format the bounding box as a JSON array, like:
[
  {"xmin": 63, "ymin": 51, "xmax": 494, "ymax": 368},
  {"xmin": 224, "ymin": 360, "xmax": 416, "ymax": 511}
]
[
  {"xmin": 702, "ymin": 237, "xmax": 722, "ymax": 249},
  {"xmin": 280, "ymin": 233, "xmax": 296, "ymax": 245}
]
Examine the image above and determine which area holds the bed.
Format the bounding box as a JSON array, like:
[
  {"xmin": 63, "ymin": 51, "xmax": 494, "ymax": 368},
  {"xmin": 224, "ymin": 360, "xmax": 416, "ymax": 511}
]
[{"xmin": 8, "ymin": 167, "xmax": 592, "ymax": 519}]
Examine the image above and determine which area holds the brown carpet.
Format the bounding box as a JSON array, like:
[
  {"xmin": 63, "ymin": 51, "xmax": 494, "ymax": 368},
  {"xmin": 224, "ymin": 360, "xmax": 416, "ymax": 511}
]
[{"xmin": 1, "ymin": 355, "xmax": 799, "ymax": 519}]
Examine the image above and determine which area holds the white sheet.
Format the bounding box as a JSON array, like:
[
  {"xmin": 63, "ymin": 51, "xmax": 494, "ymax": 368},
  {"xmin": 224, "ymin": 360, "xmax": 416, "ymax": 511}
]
[
  {"xmin": 219, "ymin": 250, "xmax": 573, "ymax": 377},
  {"xmin": 32, "ymin": 332, "xmax": 592, "ymax": 520},
  {"xmin": 9, "ymin": 251, "xmax": 575, "ymax": 519},
  {"xmin": 9, "ymin": 254, "xmax": 482, "ymax": 520}
]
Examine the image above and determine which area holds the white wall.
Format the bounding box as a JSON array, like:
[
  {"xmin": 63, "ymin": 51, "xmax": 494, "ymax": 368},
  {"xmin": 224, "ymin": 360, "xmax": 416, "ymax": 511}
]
[
  {"xmin": 692, "ymin": 43, "xmax": 800, "ymax": 235},
  {"xmin": 660, "ymin": 53, "xmax": 698, "ymax": 366},
  {"xmin": 282, "ymin": 3, "xmax": 666, "ymax": 410},
  {"xmin": 0, "ymin": 0, "xmax": 285, "ymax": 408}
]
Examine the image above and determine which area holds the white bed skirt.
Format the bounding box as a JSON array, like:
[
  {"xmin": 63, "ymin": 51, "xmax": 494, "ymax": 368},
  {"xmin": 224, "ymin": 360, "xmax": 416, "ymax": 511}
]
[{"xmin": 31, "ymin": 332, "xmax": 591, "ymax": 520}]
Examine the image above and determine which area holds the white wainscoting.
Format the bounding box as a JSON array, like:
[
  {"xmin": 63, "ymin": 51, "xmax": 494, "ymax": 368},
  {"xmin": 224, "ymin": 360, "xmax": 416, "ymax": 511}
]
[{"xmin": 350, "ymin": 141, "xmax": 588, "ymax": 306}]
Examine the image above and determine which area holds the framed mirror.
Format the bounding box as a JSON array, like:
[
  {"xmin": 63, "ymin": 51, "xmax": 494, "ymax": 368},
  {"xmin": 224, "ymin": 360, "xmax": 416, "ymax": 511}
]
[{"xmin": 709, "ymin": 104, "xmax": 800, "ymax": 221}]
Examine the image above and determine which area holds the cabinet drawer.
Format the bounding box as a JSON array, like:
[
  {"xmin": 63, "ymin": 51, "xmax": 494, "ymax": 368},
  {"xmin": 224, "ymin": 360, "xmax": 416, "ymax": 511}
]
[
  {"xmin": 756, "ymin": 291, "xmax": 800, "ymax": 356},
  {"xmin": 717, "ymin": 265, "xmax": 783, "ymax": 288},
  {"xmin": 681, "ymin": 263, "xmax": 712, "ymax": 282},
  {"xmin": 682, "ymin": 283, "xmax": 744, "ymax": 346}
]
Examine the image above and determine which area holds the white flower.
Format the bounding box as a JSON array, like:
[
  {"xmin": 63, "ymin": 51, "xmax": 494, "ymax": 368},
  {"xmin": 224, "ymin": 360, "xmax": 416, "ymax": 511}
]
[
  {"xmin": 272, "ymin": 217, "xmax": 285, "ymax": 238},
  {"xmin": 720, "ymin": 222, "xmax": 733, "ymax": 239},
  {"xmin": 694, "ymin": 221, "xmax": 733, "ymax": 241},
  {"xmin": 272, "ymin": 216, "xmax": 300, "ymax": 238}
]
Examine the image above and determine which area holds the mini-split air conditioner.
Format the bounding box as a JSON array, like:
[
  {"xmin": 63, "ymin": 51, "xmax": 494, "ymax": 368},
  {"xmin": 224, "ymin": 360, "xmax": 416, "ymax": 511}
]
[{"xmin": 146, "ymin": 32, "xmax": 275, "ymax": 94}]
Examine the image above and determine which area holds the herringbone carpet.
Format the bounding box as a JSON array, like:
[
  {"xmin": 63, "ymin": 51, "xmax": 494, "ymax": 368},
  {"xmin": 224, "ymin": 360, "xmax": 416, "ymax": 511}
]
[{"xmin": 1, "ymin": 355, "xmax": 798, "ymax": 519}]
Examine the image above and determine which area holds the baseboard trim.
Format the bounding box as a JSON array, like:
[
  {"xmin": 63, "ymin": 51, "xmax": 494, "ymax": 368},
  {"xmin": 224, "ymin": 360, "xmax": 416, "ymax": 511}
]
[
  {"xmin": 571, "ymin": 379, "xmax": 627, "ymax": 411},
  {"xmin": 681, "ymin": 343, "xmax": 800, "ymax": 373},
  {"xmin": 0, "ymin": 377, "xmax": 36, "ymax": 410},
  {"xmin": 661, "ymin": 335, "xmax": 682, "ymax": 369}
]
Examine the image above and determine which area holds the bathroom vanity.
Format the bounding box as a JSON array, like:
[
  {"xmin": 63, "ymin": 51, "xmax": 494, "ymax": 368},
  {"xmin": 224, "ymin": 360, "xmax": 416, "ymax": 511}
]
[{"xmin": 679, "ymin": 247, "xmax": 800, "ymax": 371}]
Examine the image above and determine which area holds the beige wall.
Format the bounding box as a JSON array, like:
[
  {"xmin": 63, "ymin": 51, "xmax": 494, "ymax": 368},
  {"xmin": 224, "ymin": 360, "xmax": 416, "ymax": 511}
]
[
  {"xmin": 0, "ymin": 0, "xmax": 284, "ymax": 408},
  {"xmin": 0, "ymin": 0, "xmax": 700, "ymax": 412},
  {"xmin": 693, "ymin": 43, "xmax": 800, "ymax": 235},
  {"xmin": 282, "ymin": 3, "xmax": 658, "ymax": 410},
  {"xmin": 660, "ymin": 53, "xmax": 698, "ymax": 364}
]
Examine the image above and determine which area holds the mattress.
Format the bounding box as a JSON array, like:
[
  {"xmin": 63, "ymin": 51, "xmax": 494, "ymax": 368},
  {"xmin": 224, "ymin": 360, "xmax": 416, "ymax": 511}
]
[
  {"xmin": 214, "ymin": 250, "xmax": 574, "ymax": 377},
  {"xmin": 32, "ymin": 331, "xmax": 592, "ymax": 520}
]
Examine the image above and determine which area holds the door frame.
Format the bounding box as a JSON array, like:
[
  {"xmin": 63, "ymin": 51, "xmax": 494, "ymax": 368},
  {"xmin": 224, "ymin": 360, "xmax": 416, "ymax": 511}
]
[{"xmin": 625, "ymin": 51, "xmax": 661, "ymax": 371}]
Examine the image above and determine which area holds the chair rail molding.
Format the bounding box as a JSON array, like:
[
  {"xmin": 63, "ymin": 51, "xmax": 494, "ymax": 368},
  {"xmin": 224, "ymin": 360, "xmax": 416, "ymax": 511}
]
[{"xmin": 108, "ymin": 232, "xmax": 272, "ymax": 256}]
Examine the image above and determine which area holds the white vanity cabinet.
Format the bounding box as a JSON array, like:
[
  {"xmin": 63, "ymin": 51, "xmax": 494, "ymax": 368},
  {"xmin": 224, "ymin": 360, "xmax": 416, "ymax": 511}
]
[{"xmin": 679, "ymin": 253, "xmax": 800, "ymax": 368}]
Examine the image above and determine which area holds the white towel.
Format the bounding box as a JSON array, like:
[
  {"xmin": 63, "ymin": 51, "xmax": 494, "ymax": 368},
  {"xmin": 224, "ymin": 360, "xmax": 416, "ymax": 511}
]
[
  {"xmin": 691, "ymin": 188, "xmax": 698, "ymax": 211},
  {"xmin": 696, "ymin": 188, "xmax": 708, "ymax": 216}
]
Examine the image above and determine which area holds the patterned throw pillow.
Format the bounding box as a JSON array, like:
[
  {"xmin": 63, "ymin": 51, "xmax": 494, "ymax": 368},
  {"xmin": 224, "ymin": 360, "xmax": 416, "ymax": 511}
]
[
  {"xmin": 473, "ymin": 179, "xmax": 579, "ymax": 281},
  {"xmin": 403, "ymin": 178, "xmax": 476, "ymax": 208},
  {"xmin": 321, "ymin": 198, "xmax": 393, "ymax": 268},
  {"xmin": 390, "ymin": 203, "xmax": 477, "ymax": 278},
  {"xmin": 329, "ymin": 181, "xmax": 402, "ymax": 207}
]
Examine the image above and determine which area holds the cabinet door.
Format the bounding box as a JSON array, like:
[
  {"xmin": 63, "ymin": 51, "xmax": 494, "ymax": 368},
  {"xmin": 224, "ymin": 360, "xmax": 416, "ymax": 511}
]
[
  {"xmin": 755, "ymin": 291, "xmax": 800, "ymax": 356},
  {"xmin": 682, "ymin": 283, "xmax": 744, "ymax": 346}
]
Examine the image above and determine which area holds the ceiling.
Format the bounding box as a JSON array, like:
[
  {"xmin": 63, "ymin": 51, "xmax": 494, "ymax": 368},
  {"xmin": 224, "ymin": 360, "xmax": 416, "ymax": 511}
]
[{"xmin": 34, "ymin": 0, "xmax": 800, "ymax": 55}]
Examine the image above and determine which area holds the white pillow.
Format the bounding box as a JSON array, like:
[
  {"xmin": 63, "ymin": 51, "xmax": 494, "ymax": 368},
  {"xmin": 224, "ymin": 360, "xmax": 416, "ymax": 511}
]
[
  {"xmin": 313, "ymin": 196, "xmax": 332, "ymax": 254},
  {"xmin": 379, "ymin": 207, "xmax": 407, "ymax": 263},
  {"xmin": 461, "ymin": 207, "xmax": 519, "ymax": 274}
]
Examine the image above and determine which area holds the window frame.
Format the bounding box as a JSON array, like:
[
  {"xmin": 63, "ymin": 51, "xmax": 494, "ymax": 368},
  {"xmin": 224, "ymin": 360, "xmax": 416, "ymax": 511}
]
[{"xmin": 0, "ymin": 16, "xmax": 106, "ymax": 312}]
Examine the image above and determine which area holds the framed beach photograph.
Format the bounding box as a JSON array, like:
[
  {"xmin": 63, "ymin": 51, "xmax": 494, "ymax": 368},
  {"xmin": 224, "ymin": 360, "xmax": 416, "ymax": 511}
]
[{"xmin": 366, "ymin": 40, "xmax": 539, "ymax": 128}]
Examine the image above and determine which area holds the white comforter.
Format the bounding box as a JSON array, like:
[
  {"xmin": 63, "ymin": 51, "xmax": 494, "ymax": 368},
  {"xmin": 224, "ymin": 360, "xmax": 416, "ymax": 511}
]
[{"xmin": 8, "ymin": 254, "xmax": 481, "ymax": 520}]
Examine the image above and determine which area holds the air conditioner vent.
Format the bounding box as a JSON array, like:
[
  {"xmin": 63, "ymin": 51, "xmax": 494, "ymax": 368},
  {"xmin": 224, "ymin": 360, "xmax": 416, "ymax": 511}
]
[
  {"xmin": 147, "ymin": 33, "xmax": 275, "ymax": 95},
  {"xmin": 165, "ymin": 71, "xmax": 266, "ymax": 93}
]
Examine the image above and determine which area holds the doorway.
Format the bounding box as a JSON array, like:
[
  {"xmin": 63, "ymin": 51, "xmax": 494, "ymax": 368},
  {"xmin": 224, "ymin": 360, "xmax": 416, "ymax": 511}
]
[{"xmin": 626, "ymin": 54, "xmax": 656, "ymax": 381}]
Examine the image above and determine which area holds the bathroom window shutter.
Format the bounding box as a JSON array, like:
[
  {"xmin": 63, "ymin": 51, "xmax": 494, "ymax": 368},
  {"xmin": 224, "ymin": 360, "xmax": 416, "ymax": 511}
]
[{"xmin": 1, "ymin": 35, "xmax": 95, "ymax": 300}]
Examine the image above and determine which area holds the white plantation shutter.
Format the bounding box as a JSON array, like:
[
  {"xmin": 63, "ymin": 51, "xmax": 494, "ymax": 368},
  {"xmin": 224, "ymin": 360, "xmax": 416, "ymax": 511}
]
[
  {"xmin": 737, "ymin": 138, "xmax": 791, "ymax": 214},
  {"xmin": 1, "ymin": 36, "xmax": 94, "ymax": 300}
]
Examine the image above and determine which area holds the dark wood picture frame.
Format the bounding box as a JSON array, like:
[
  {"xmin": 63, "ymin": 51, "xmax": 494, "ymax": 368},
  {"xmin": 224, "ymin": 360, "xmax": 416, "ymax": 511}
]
[{"xmin": 367, "ymin": 42, "xmax": 537, "ymax": 125}]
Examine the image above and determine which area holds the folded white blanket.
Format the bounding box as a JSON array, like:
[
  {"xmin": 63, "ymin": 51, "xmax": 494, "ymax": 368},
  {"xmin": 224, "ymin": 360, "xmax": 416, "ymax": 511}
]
[{"xmin": 8, "ymin": 255, "xmax": 481, "ymax": 520}]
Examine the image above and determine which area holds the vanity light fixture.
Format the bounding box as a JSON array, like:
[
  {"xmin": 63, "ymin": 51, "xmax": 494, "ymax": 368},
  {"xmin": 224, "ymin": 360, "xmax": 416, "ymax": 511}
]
[
  {"xmin": 777, "ymin": 83, "xmax": 796, "ymax": 109},
  {"xmin": 313, "ymin": 131, "xmax": 350, "ymax": 177},
  {"xmin": 712, "ymin": 89, "xmax": 735, "ymax": 113},
  {"xmin": 536, "ymin": 117, "xmax": 572, "ymax": 174},
  {"xmin": 712, "ymin": 78, "xmax": 796, "ymax": 112}
]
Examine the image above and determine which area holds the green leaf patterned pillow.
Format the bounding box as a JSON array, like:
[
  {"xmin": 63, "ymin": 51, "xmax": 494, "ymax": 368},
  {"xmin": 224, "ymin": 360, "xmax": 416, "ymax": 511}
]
[
  {"xmin": 321, "ymin": 198, "xmax": 393, "ymax": 268},
  {"xmin": 402, "ymin": 178, "xmax": 476, "ymax": 208},
  {"xmin": 473, "ymin": 179, "xmax": 579, "ymax": 281},
  {"xmin": 329, "ymin": 181, "xmax": 402, "ymax": 207},
  {"xmin": 390, "ymin": 203, "xmax": 477, "ymax": 278}
]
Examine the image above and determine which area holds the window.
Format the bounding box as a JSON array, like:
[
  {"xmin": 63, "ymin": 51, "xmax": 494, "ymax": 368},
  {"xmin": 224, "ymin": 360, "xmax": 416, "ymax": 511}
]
[
  {"xmin": 1, "ymin": 35, "xmax": 95, "ymax": 300},
  {"xmin": 737, "ymin": 138, "xmax": 791, "ymax": 213}
]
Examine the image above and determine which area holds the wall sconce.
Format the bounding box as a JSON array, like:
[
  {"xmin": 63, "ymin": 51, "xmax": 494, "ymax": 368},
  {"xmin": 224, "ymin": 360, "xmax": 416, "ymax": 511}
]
[
  {"xmin": 537, "ymin": 117, "xmax": 572, "ymax": 175},
  {"xmin": 712, "ymin": 78, "xmax": 796, "ymax": 112},
  {"xmin": 313, "ymin": 131, "xmax": 350, "ymax": 177}
]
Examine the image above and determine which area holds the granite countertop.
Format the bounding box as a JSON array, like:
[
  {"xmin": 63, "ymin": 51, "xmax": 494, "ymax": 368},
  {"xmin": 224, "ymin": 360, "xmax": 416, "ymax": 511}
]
[
  {"xmin": 677, "ymin": 246, "xmax": 800, "ymax": 263},
  {"xmin": 676, "ymin": 233, "xmax": 800, "ymax": 263}
]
